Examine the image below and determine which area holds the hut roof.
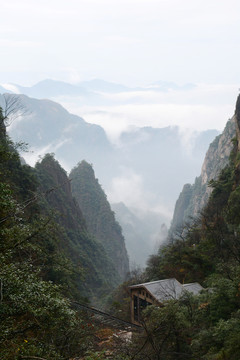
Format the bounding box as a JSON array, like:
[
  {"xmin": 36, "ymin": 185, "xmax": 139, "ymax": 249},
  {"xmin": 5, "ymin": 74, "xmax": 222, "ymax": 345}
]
[{"xmin": 130, "ymin": 278, "xmax": 203, "ymax": 303}]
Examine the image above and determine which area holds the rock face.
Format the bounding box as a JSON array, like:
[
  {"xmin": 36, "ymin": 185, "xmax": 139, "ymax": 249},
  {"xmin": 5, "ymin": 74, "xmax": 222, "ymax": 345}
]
[
  {"xmin": 70, "ymin": 161, "xmax": 129, "ymax": 280},
  {"xmin": 170, "ymin": 116, "xmax": 236, "ymax": 234}
]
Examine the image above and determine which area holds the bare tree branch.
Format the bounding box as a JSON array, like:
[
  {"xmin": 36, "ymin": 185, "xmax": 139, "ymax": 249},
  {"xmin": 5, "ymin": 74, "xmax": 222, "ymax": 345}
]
[{"xmin": 0, "ymin": 94, "xmax": 29, "ymax": 127}]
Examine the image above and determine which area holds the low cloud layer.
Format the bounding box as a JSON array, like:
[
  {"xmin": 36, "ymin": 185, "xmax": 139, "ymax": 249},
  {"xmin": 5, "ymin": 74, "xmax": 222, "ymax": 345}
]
[{"xmin": 60, "ymin": 83, "xmax": 237, "ymax": 144}]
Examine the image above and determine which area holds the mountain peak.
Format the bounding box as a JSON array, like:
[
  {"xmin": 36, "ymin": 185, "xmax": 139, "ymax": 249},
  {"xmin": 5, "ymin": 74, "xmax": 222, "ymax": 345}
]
[{"xmin": 70, "ymin": 161, "xmax": 129, "ymax": 279}]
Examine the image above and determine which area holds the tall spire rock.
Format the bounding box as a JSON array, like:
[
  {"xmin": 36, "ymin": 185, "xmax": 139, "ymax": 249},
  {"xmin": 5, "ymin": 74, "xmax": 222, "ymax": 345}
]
[{"xmin": 70, "ymin": 160, "xmax": 129, "ymax": 281}]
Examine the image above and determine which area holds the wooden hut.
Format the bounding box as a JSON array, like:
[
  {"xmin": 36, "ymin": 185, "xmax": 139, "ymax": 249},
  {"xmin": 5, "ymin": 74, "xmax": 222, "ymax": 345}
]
[{"xmin": 129, "ymin": 278, "xmax": 203, "ymax": 325}]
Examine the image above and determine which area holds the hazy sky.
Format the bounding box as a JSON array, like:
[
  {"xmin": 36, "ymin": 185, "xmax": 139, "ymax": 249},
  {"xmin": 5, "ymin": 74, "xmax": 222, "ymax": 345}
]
[{"xmin": 1, "ymin": 0, "xmax": 240, "ymax": 86}]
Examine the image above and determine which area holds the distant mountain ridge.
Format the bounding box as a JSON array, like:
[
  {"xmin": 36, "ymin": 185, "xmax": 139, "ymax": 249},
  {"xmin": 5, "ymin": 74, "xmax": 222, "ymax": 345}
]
[
  {"xmin": 16, "ymin": 79, "xmax": 88, "ymax": 98},
  {"xmin": 0, "ymin": 78, "xmax": 196, "ymax": 98}
]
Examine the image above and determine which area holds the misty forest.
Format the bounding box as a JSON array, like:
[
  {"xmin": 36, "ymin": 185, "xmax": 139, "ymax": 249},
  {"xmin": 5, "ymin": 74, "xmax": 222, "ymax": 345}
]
[{"xmin": 1, "ymin": 84, "xmax": 240, "ymax": 360}]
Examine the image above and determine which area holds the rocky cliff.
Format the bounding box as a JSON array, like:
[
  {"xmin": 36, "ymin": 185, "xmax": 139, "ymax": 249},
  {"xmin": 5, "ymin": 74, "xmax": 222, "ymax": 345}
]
[
  {"xmin": 70, "ymin": 161, "xmax": 129, "ymax": 280},
  {"xmin": 170, "ymin": 116, "xmax": 236, "ymax": 235}
]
